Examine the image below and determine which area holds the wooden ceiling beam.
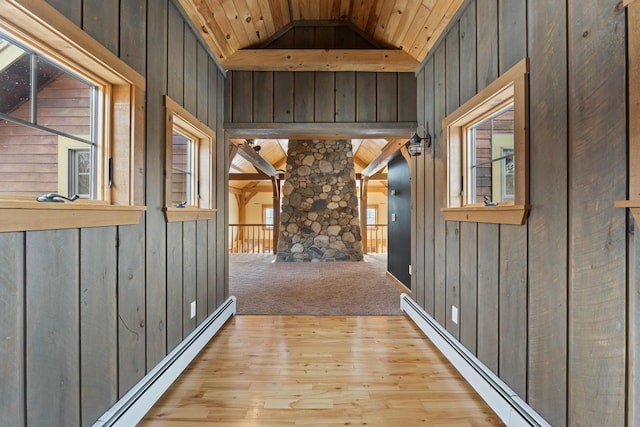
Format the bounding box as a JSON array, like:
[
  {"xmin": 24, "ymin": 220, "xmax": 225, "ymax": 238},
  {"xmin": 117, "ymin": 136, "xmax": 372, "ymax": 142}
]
[
  {"xmin": 225, "ymin": 122, "xmax": 416, "ymax": 139},
  {"xmin": 221, "ymin": 49, "xmax": 420, "ymax": 72},
  {"xmin": 361, "ymin": 139, "xmax": 408, "ymax": 177},
  {"xmin": 233, "ymin": 140, "xmax": 278, "ymax": 177},
  {"xmin": 230, "ymin": 173, "xmax": 284, "ymax": 181}
]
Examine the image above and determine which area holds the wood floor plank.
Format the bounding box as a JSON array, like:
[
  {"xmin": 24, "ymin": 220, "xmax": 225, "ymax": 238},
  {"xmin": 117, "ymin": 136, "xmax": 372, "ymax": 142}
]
[{"xmin": 141, "ymin": 316, "xmax": 503, "ymax": 426}]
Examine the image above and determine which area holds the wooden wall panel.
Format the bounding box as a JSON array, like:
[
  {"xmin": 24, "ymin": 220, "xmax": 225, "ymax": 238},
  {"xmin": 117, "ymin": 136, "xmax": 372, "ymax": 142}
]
[
  {"xmin": 423, "ymin": 59, "xmax": 436, "ymax": 316},
  {"xmin": 294, "ymin": 72, "xmax": 315, "ymax": 122},
  {"xmin": 397, "ymin": 72, "xmax": 417, "ymax": 122},
  {"xmin": 167, "ymin": 222, "xmax": 184, "ymax": 351},
  {"xmin": 498, "ymin": 225, "xmax": 528, "ymax": 397},
  {"xmin": 80, "ymin": 227, "xmax": 118, "ymax": 426},
  {"xmin": 274, "ymin": 72, "xmax": 294, "ymax": 122},
  {"xmin": 526, "ymin": 0, "xmax": 568, "ymax": 423},
  {"xmin": 26, "ymin": 230, "xmax": 80, "ymax": 427},
  {"xmin": 377, "ymin": 73, "xmax": 397, "ymax": 122},
  {"xmin": 0, "ymin": 233, "xmax": 24, "ymax": 427},
  {"xmin": 168, "ymin": 2, "xmax": 185, "ymax": 105},
  {"xmin": 315, "ymin": 72, "xmax": 336, "ymax": 122},
  {"xmin": 253, "ymin": 72, "xmax": 274, "ymax": 122},
  {"xmin": 216, "ymin": 73, "xmax": 229, "ymax": 306},
  {"xmin": 568, "ymin": 1, "xmax": 627, "ymax": 425},
  {"xmin": 498, "ymin": 0, "xmax": 527, "ymax": 74},
  {"xmin": 335, "ymin": 71, "xmax": 356, "ymax": 122},
  {"xmin": 183, "ymin": 221, "xmax": 198, "ymax": 336},
  {"xmin": 356, "ymin": 72, "xmax": 377, "ymax": 122},
  {"xmin": 119, "ymin": 0, "xmax": 147, "ymax": 75},
  {"xmin": 196, "ymin": 221, "xmax": 208, "ymax": 323},
  {"xmin": 444, "ymin": 24, "xmax": 461, "ymax": 338},
  {"xmin": 183, "ymin": 29, "xmax": 199, "ymax": 114},
  {"xmin": 476, "ymin": 224, "xmax": 499, "ymax": 373},
  {"xmin": 197, "ymin": 43, "xmax": 209, "ymax": 121},
  {"xmin": 82, "ymin": 0, "xmax": 118, "ymax": 55},
  {"xmin": 433, "ymin": 44, "xmax": 447, "ymax": 325},
  {"xmin": 233, "ymin": 71, "xmax": 254, "ymax": 122},
  {"xmin": 476, "ymin": 0, "xmax": 498, "ymax": 91},
  {"xmin": 44, "ymin": 0, "xmax": 81, "ymax": 26},
  {"xmin": 458, "ymin": 2, "xmax": 478, "ymax": 353},
  {"xmin": 413, "ymin": 68, "xmax": 426, "ymax": 308},
  {"xmin": 208, "ymin": 59, "xmax": 221, "ymax": 313},
  {"xmin": 117, "ymin": 222, "xmax": 146, "ymax": 396},
  {"xmin": 145, "ymin": 0, "xmax": 169, "ymax": 369},
  {"xmin": 630, "ymin": 217, "xmax": 640, "ymax": 427}
]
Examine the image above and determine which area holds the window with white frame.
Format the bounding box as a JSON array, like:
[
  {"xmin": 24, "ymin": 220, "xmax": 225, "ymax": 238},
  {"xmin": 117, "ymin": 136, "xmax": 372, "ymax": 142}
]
[
  {"xmin": 442, "ymin": 58, "xmax": 529, "ymax": 225},
  {"xmin": 164, "ymin": 95, "xmax": 216, "ymax": 222},
  {"xmin": 0, "ymin": 0, "xmax": 146, "ymax": 232}
]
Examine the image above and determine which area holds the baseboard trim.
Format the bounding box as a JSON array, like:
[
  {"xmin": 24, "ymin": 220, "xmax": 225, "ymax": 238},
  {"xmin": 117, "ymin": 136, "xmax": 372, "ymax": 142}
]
[
  {"xmin": 93, "ymin": 296, "xmax": 237, "ymax": 427},
  {"xmin": 400, "ymin": 293, "xmax": 551, "ymax": 427},
  {"xmin": 386, "ymin": 271, "xmax": 411, "ymax": 293}
]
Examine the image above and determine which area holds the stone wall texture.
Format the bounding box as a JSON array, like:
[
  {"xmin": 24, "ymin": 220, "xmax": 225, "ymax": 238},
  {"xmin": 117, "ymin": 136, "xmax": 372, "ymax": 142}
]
[{"xmin": 276, "ymin": 139, "xmax": 363, "ymax": 262}]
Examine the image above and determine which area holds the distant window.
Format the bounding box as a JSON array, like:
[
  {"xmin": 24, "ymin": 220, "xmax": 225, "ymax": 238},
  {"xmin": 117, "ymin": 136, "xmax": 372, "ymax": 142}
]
[
  {"xmin": 263, "ymin": 205, "xmax": 274, "ymax": 228},
  {"xmin": 68, "ymin": 148, "xmax": 91, "ymax": 198},
  {"xmin": 367, "ymin": 206, "xmax": 377, "ymax": 227},
  {"xmin": 170, "ymin": 130, "xmax": 196, "ymax": 206}
]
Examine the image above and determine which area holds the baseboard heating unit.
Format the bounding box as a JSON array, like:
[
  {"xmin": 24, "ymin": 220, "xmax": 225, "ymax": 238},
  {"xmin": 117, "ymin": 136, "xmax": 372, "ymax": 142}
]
[
  {"xmin": 93, "ymin": 296, "xmax": 236, "ymax": 427},
  {"xmin": 400, "ymin": 293, "xmax": 551, "ymax": 427}
]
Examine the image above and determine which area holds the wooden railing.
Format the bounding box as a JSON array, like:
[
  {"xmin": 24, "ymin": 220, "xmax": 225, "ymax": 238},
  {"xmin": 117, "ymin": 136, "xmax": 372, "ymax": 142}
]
[
  {"xmin": 228, "ymin": 223, "xmax": 388, "ymax": 254},
  {"xmin": 229, "ymin": 224, "xmax": 274, "ymax": 253},
  {"xmin": 365, "ymin": 224, "xmax": 387, "ymax": 254}
]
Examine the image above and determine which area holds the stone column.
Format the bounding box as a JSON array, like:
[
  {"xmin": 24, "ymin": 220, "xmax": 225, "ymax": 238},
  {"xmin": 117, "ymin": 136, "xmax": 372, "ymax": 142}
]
[{"xmin": 276, "ymin": 139, "xmax": 363, "ymax": 262}]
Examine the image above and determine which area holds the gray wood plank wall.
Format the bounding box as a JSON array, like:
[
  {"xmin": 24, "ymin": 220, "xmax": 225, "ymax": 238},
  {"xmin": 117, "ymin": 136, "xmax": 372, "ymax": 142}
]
[
  {"xmin": 0, "ymin": 1, "xmax": 228, "ymax": 425},
  {"xmin": 413, "ymin": 0, "xmax": 628, "ymax": 426}
]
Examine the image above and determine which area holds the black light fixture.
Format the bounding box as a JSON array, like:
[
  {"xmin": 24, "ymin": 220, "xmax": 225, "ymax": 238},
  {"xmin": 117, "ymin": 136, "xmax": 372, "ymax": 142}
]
[{"xmin": 408, "ymin": 122, "xmax": 432, "ymax": 157}]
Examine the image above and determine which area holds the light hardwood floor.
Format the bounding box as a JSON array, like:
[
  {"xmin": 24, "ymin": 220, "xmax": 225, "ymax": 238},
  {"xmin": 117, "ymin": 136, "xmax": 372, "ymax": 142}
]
[{"xmin": 140, "ymin": 315, "xmax": 504, "ymax": 426}]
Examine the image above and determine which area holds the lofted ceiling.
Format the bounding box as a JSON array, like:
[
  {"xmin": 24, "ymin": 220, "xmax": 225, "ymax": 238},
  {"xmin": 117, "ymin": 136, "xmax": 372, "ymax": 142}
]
[{"xmin": 177, "ymin": 0, "xmax": 464, "ymax": 72}]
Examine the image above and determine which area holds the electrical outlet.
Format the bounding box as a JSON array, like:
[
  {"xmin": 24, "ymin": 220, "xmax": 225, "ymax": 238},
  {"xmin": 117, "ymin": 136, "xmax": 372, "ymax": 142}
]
[
  {"xmin": 408, "ymin": 264, "xmax": 412, "ymax": 275},
  {"xmin": 452, "ymin": 305, "xmax": 458, "ymax": 324},
  {"xmin": 190, "ymin": 301, "xmax": 196, "ymax": 319}
]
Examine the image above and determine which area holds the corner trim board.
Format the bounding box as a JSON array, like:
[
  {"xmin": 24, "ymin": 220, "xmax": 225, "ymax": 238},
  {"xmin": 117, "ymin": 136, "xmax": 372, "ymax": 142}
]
[
  {"xmin": 400, "ymin": 294, "xmax": 551, "ymax": 427},
  {"xmin": 92, "ymin": 297, "xmax": 237, "ymax": 427}
]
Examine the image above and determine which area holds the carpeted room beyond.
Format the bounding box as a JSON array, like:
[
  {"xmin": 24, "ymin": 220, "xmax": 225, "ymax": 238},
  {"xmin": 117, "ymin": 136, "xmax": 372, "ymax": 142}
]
[{"xmin": 229, "ymin": 253, "xmax": 404, "ymax": 316}]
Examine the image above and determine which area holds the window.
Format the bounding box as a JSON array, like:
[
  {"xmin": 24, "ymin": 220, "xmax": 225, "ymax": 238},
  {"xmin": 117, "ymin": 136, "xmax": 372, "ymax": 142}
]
[
  {"xmin": 263, "ymin": 205, "xmax": 274, "ymax": 228},
  {"xmin": 366, "ymin": 206, "xmax": 377, "ymax": 227},
  {"xmin": 442, "ymin": 58, "xmax": 529, "ymax": 225},
  {"xmin": 0, "ymin": 1, "xmax": 145, "ymax": 232},
  {"xmin": 164, "ymin": 96, "xmax": 216, "ymax": 222}
]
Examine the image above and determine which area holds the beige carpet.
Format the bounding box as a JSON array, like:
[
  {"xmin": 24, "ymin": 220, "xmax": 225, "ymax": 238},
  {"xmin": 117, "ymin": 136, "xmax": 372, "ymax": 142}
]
[{"xmin": 229, "ymin": 253, "xmax": 404, "ymax": 315}]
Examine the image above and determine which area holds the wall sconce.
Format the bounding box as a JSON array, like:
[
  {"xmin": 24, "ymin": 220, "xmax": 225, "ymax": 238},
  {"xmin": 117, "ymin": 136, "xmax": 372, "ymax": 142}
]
[{"xmin": 408, "ymin": 122, "xmax": 432, "ymax": 157}]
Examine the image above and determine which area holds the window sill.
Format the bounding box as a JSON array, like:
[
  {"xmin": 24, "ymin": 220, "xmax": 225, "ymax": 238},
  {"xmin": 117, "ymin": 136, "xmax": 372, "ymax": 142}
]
[
  {"xmin": 441, "ymin": 205, "xmax": 530, "ymax": 225},
  {"xmin": 615, "ymin": 200, "xmax": 640, "ymax": 223},
  {"xmin": 163, "ymin": 207, "xmax": 217, "ymax": 223},
  {"xmin": 0, "ymin": 201, "xmax": 146, "ymax": 232}
]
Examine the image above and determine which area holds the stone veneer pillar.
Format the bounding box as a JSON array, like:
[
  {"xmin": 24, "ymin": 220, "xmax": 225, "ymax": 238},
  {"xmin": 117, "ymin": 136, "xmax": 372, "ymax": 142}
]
[{"xmin": 276, "ymin": 139, "xmax": 363, "ymax": 262}]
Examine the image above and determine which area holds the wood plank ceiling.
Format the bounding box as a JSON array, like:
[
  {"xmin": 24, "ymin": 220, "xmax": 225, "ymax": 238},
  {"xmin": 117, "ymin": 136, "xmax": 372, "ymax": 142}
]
[{"xmin": 177, "ymin": 0, "xmax": 464, "ymax": 72}]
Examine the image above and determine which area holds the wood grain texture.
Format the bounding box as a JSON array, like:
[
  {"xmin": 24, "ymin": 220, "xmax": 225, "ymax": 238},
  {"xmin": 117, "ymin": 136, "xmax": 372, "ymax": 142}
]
[
  {"xmin": 422, "ymin": 58, "xmax": 436, "ymax": 316},
  {"xmin": 167, "ymin": 222, "xmax": 184, "ymax": 352},
  {"xmin": 476, "ymin": 0, "xmax": 498, "ymax": 91},
  {"xmin": 568, "ymin": 1, "xmax": 627, "ymax": 425},
  {"xmin": 0, "ymin": 232, "xmax": 24, "ymax": 427},
  {"xmin": 182, "ymin": 221, "xmax": 197, "ymax": 336},
  {"xmin": 82, "ymin": 0, "xmax": 118, "ymax": 54},
  {"xmin": 630, "ymin": 217, "xmax": 640, "ymax": 427},
  {"xmin": 459, "ymin": 2, "xmax": 477, "ymax": 104},
  {"xmin": 145, "ymin": 0, "xmax": 169, "ymax": 370},
  {"xmin": 376, "ymin": 72, "xmax": 397, "ymax": 122},
  {"xmin": 197, "ymin": 220, "xmax": 209, "ymax": 323},
  {"xmin": 498, "ymin": 224, "xmax": 527, "ymax": 397},
  {"xmin": 526, "ymin": 0, "xmax": 568, "ymax": 423},
  {"xmin": 80, "ymin": 227, "xmax": 118, "ymax": 426},
  {"xmin": 273, "ymin": 71, "xmax": 294, "ymax": 122},
  {"xmin": 26, "ymin": 230, "xmax": 80, "ymax": 427},
  {"xmin": 356, "ymin": 72, "xmax": 376, "ymax": 122},
  {"xmin": 208, "ymin": 61, "xmax": 221, "ymax": 314},
  {"xmin": 498, "ymin": 0, "xmax": 526, "ymax": 75},
  {"xmin": 168, "ymin": 2, "xmax": 185, "ymax": 105},
  {"xmin": 414, "ymin": 68, "xmax": 426, "ymax": 308},
  {"xmin": 314, "ymin": 72, "xmax": 336, "ymax": 122},
  {"xmin": 476, "ymin": 223, "xmax": 499, "ymax": 373},
  {"xmin": 232, "ymin": 71, "xmax": 254, "ymax": 122},
  {"xmin": 141, "ymin": 316, "xmax": 503, "ymax": 426},
  {"xmin": 433, "ymin": 43, "xmax": 447, "ymax": 325},
  {"xmin": 197, "ymin": 43, "xmax": 209, "ymax": 121},
  {"xmin": 294, "ymin": 71, "xmax": 315, "ymax": 122},
  {"xmin": 119, "ymin": 0, "xmax": 147, "ymax": 75},
  {"xmin": 459, "ymin": 221, "xmax": 478, "ymax": 353},
  {"xmin": 253, "ymin": 72, "xmax": 274, "ymax": 122},
  {"xmin": 216, "ymin": 72, "xmax": 229, "ymax": 306},
  {"xmin": 117, "ymin": 221, "xmax": 147, "ymax": 396},
  {"xmin": 44, "ymin": 0, "xmax": 81, "ymax": 26},
  {"xmin": 397, "ymin": 72, "xmax": 416, "ymax": 122},
  {"xmin": 335, "ymin": 71, "xmax": 356, "ymax": 122},
  {"xmin": 184, "ymin": 29, "xmax": 199, "ymax": 115}
]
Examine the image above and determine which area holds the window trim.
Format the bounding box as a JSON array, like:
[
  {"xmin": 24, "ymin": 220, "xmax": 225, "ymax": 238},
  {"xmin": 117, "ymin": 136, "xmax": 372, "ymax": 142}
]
[
  {"xmin": 0, "ymin": 0, "xmax": 146, "ymax": 231},
  {"xmin": 163, "ymin": 96, "xmax": 216, "ymax": 223},
  {"xmin": 442, "ymin": 58, "xmax": 529, "ymax": 225}
]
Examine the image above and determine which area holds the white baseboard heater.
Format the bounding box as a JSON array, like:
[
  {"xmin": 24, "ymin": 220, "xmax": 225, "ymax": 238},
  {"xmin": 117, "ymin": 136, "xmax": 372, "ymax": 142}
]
[
  {"xmin": 93, "ymin": 296, "xmax": 237, "ymax": 427},
  {"xmin": 400, "ymin": 293, "xmax": 551, "ymax": 427}
]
